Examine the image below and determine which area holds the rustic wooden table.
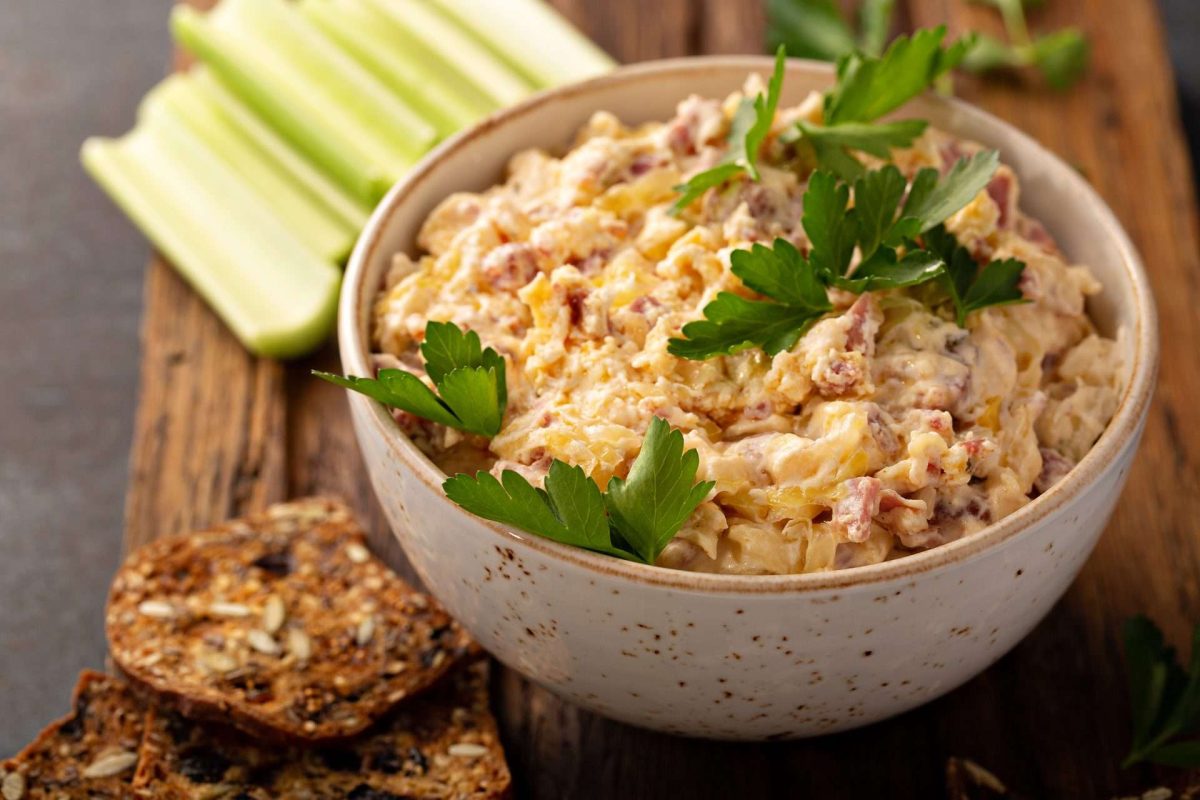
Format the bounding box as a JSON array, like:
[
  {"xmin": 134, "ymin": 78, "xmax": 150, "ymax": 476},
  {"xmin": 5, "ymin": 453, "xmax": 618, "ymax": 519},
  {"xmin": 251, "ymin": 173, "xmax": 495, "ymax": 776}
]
[{"xmin": 115, "ymin": 1, "xmax": 1200, "ymax": 797}]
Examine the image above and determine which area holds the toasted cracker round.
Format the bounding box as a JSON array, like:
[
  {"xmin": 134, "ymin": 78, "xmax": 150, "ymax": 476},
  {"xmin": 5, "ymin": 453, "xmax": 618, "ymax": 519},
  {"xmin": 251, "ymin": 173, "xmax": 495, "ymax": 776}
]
[
  {"xmin": 106, "ymin": 498, "xmax": 475, "ymax": 743},
  {"xmin": 1, "ymin": 671, "xmax": 145, "ymax": 799},
  {"xmin": 133, "ymin": 663, "xmax": 511, "ymax": 799}
]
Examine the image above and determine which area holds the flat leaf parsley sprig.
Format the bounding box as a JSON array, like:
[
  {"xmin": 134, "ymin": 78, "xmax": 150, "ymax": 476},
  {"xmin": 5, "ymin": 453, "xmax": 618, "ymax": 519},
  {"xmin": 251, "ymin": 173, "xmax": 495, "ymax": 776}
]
[
  {"xmin": 672, "ymin": 26, "xmax": 974, "ymax": 216},
  {"xmin": 668, "ymin": 151, "xmax": 1026, "ymax": 360},
  {"xmin": 445, "ymin": 417, "xmax": 715, "ymax": 566},
  {"xmin": 1122, "ymin": 616, "xmax": 1200, "ymax": 768},
  {"xmin": 315, "ymin": 320, "xmax": 507, "ymax": 437}
]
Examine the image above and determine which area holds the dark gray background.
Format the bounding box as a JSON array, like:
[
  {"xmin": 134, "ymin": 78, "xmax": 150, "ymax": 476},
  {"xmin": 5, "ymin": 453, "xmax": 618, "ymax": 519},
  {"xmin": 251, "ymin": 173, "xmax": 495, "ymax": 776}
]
[{"xmin": 0, "ymin": 1, "xmax": 1196, "ymax": 755}]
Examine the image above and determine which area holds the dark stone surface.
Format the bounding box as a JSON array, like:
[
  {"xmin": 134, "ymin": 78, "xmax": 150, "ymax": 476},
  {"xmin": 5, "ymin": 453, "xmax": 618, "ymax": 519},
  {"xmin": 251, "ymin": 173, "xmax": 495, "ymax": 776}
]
[{"xmin": 0, "ymin": 0, "xmax": 1195, "ymax": 757}]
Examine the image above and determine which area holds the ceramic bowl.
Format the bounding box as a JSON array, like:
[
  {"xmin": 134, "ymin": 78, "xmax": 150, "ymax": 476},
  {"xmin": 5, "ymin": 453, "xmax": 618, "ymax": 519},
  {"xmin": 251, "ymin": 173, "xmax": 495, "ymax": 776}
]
[{"xmin": 338, "ymin": 57, "xmax": 1158, "ymax": 739}]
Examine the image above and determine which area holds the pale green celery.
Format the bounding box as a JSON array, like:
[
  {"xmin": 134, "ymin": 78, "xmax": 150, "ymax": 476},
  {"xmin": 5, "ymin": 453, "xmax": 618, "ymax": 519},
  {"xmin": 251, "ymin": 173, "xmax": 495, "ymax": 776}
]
[
  {"xmin": 81, "ymin": 120, "xmax": 341, "ymax": 359},
  {"xmin": 141, "ymin": 74, "xmax": 355, "ymax": 263},
  {"xmin": 298, "ymin": 0, "xmax": 495, "ymax": 136},
  {"xmin": 171, "ymin": 5, "xmax": 394, "ymax": 202},
  {"xmin": 361, "ymin": 0, "xmax": 534, "ymax": 107},
  {"xmin": 190, "ymin": 69, "xmax": 370, "ymax": 234},
  {"xmin": 207, "ymin": 0, "xmax": 435, "ymax": 166},
  {"xmin": 428, "ymin": 0, "xmax": 615, "ymax": 87}
]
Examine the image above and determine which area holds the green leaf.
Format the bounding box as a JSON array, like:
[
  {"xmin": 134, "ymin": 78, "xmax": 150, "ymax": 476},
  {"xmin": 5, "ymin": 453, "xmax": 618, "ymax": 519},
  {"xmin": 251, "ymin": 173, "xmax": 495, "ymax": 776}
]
[
  {"xmin": 798, "ymin": 119, "xmax": 928, "ymax": 160},
  {"xmin": 670, "ymin": 163, "xmax": 743, "ymax": 214},
  {"xmin": 442, "ymin": 467, "xmax": 636, "ymax": 561},
  {"xmin": 857, "ymin": 0, "xmax": 896, "ymax": 58},
  {"xmin": 543, "ymin": 460, "xmax": 615, "ymax": 554},
  {"xmin": 838, "ymin": 248, "xmax": 946, "ymax": 292},
  {"xmin": 314, "ymin": 369, "xmax": 460, "ymax": 429},
  {"xmin": 1032, "ymin": 28, "xmax": 1089, "ymax": 90},
  {"xmin": 668, "ymin": 293, "xmax": 828, "ymax": 360},
  {"xmin": 960, "ymin": 258, "xmax": 1026, "ymax": 320},
  {"xmin": 801, "ymin": 170, "xmax": 855, "ymax": 278},
  {"xmin": 850, "ymin": 164, "xmax": 909, "ymax": 256},
  {"xmin": 1123, "ymin": 615, "xmax": 1174, "ymax": 752},
  {"xmin": 730, "ymin": 239, "xmax": 830, "ymax": 309},
  {"xmin": 765, "ymin": 0, "xmax": 856, "ymax": 62},
  {"xmin": 901, "ymin": 150, "xmax": 1000, "ymax": 232},
  {"xmin": 824, "ymin": 27, "xmax": 970, "ymax": 125},
  {"xmin": 317, "ymin": 320, "xmax": 507, "ymax": 436},
  {"xmin": 672, "ymin": 46, "xmax": 786, "ymax": 212},
  {"xmin": 436, "ymin": 366, "xmax": 504, "ymax": 437},
  {"xmin": 922, "ymin": 224, "xmax": 1025, "ymax": 326},
  {"xmin": 604, "ymin": 418, "xmax": 715, "ymax": 565},
  {"xmin": 420, "ymin": 320, "xmax": 484, "ymax": 385}
]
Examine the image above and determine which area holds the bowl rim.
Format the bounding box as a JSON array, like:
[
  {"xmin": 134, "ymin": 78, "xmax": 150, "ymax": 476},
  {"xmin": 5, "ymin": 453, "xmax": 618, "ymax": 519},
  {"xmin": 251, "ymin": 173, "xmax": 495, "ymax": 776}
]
[{"xmin": 338, "ymin": 55, "xmax": 1159, "ymax": 595}]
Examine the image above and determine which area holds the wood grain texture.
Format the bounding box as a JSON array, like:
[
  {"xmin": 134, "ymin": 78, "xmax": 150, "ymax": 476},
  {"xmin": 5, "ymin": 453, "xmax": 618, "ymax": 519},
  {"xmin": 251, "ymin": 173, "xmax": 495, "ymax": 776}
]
[{"xmin": 122, "ymin": 1, "xmax": 1200, "ymax": 796}]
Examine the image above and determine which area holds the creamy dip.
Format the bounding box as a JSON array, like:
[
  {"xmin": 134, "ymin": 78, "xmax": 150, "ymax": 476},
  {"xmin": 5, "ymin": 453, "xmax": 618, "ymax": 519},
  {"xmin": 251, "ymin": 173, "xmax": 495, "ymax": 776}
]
[{"xmin": 371, "ymin": 78, "xmax": 1124, "ymax": 575}]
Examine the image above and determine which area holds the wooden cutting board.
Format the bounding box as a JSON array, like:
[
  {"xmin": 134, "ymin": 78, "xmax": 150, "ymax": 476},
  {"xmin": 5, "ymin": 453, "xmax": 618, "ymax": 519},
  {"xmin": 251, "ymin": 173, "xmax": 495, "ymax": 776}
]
[{"xmin": 124, "ymin": 1, "xmax": 1200, "ymax": 796}]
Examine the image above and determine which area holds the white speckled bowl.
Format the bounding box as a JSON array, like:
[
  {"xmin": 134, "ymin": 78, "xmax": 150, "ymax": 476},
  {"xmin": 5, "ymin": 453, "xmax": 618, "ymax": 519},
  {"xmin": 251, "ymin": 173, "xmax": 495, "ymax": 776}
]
[{"xmin": 339, "ymin": 57, "xmax": 1158, "ymax": 739}]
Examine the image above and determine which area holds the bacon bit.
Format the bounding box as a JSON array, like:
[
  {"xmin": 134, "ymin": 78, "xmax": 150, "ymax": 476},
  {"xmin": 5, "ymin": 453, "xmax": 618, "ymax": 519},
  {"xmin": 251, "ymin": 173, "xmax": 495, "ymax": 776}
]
[
  {"xmin": 629, "ymin": 153, "xmax": 663, "ymax": 177},
  {"xmin": 1035, "ymin": 447, "xmax": 1075, "ymax": 494},
  {"xmin": 844, "ymin": 294, "xmax": 880, "ymax": 355},
  {"xmin": 566, "ymin": 289, "xmax": 587, "ymax": 326},
  {"xmin": 629, "ymin": 295, "xmax": 662, "ymax": 315},
  {"xmin": 482, "ymin": 243, "xmax": 540, "ymax": 290},
  {"xmin": 814, "ymin": 356, "xmax": 867, "ymax": 397},
  {"xmin": 914, "ymin": 374, "xmax": 968, "ymax": 412},
  {"xmin": 833, "ymin": 477, "xmax": 882, "ymax": 543},
  {"xmin": 986, "ymin": 169, "xmax": 1015, "ymax": 229},
  {"xmin": 1016, "ymin": 215, "xmax": 1060, "ymax": 254},
  {"xmin": 938, "ymin": 140, "xmax": 968, "ymax": 173}
]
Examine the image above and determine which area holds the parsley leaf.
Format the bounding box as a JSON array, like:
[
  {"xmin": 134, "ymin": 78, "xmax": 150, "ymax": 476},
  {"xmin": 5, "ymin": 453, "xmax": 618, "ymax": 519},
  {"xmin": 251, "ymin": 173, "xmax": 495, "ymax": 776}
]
[
  {"xmin": 766, "ymin": 0, "xmax": 856, "ymax": 62},
  {"xmin": 963, "ymin": 0, "xmax": 1089, "ymax": 90},
  {"xmin": 443, "ymin": 418, "xmax": 714, "ymax": 566},
  {"xmin": 667, "ymin": 239, "xmax": 832, "ymax": 360},
  {"xmin": 900, "ymin": 150, "xmax": 1000, "ymax": 232},
  {"xmin": 605, "ymin": 417, "xmax": 716, "ymax": 565},
  {"xmin": 1122, "ymin": 616, "xmax": 1200, "ymax": 768},
  {"xmin": 823, "ymin": 26, "xmax": 971, "ymax": 126},
  {"xmin": 794, "ymin": 27, "xmax": 972, "ymax": 177},
  {"xmin": 671, "ymin": 46, "xmax": 786, "ymax": 213},
  {"xmin": 922, "ymin": 224, "xmax": 1026, "ymax": 326},
  {"xmin": 315, "ymin": 321, "xmax": 507, "ymax": 437}
]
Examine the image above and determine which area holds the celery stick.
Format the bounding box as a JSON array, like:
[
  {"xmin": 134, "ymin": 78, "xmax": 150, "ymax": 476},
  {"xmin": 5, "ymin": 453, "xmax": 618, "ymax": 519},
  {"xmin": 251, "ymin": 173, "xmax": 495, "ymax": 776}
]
[
  {"xmin": 362, "ymin": 0, "xmax": 534, "ymax": 107},
  {"xmin": 141, "ymin": 74, "xmax": 355, "ymax": 263},
  {"xmin": 207, "ymin": 0, "xmax": 435, "ymax": 163},
  {"xmin": 81, "ymin": 124, "xmax": 341, "ymax": 359},
  {"xmin": 171, "ymin": 5, "xmax": 393, "ymax": 203},
  {"xmin": 298, "ymin": 0, "xmax": 494, "ymax": 136},
  {"xmin": 429, "ymin": 0, "xmax": 615, "ymax": 87},
  {"xmin": 190, "ymin": 69, "xmax": 370, "ymax": 233}
]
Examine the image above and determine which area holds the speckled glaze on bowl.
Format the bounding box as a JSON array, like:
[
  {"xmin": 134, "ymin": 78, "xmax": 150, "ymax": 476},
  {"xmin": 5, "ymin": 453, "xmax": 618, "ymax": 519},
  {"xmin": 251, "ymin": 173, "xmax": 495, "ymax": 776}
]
[{"xmin": 338, "ymin": 58, "xmax": 1158, "ymax": 739}]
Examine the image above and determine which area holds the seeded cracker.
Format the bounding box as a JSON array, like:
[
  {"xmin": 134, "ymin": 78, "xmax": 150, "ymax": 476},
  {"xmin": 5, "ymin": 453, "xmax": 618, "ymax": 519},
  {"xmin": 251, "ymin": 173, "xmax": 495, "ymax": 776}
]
[
  {"xmin": 133, "ymin": 662, "xmax": 511, "ymax": 799},
  {"xmin": 106, "ymin": 498, "xmax": 476, "ymax": 742},
  {"xmin": 1, "ymin": 671, "xmax": 145, "ymax": 799}
]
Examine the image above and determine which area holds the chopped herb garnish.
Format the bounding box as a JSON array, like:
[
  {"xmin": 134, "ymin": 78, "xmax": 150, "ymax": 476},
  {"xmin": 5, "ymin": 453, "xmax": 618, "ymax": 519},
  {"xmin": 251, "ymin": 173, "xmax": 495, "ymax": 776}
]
[
  {"xmin": 315, "ymin": 320, "xmax": 507, "ymax": 437},
  {"xmin": 962, "ymin": 1, "xmax": 1089, "ymax": 90},
  {"xmin": 443, "ymin": 417, "xmax": 715, "ymax": 565},
  {"xmin": 671, "ymin": 46, "xmax": 787, "ymax": 213},
  {"xmin": 1122, "ymin": 616, "xmax": 1200, "ymax": 768},
  {"xmin": 669, "ymin": 151, "xmax": 1024, "ymax": 360},
  {"xmin": 796, "ymin": 26, "xmax": 973, "ymax": 178}
]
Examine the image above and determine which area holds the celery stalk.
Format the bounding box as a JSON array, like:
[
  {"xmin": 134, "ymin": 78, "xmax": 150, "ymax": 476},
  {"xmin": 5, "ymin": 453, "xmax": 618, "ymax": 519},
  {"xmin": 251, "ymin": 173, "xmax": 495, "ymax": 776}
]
[
  {"xmin": 141, "ymin": 74, "xmax": 356, "ymax": 263},
  {"xmin": 207, "ymin": 0, "xmax": 436, "ymax": 165},
  {"xmin": 298, "ymin": 0, "xmax": 495, "ymax": 136},
  {"xmin": 81, "ymin": 123, "xmax": 341, "ymax": 359},
  {"xmin": 428, "ymin": 0, "xmax": 615, "ymax": 87},
  {"xmin": 189, "ymin": 69, "xmax": 370, "ymax": 234},
  {"xmin": 171, "ymin": 5, "xmax": 393, "ymax": 203},
  {"xmin": 361, "ymin": 0, "xmax": 534, "ymax": 107}
]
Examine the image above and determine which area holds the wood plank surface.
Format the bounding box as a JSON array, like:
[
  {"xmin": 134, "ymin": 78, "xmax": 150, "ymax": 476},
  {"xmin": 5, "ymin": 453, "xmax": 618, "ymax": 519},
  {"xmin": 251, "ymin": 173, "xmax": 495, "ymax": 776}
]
[{"xmin": 123, "ymin": 1, "xmax": 1200, "ymax": 796}]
